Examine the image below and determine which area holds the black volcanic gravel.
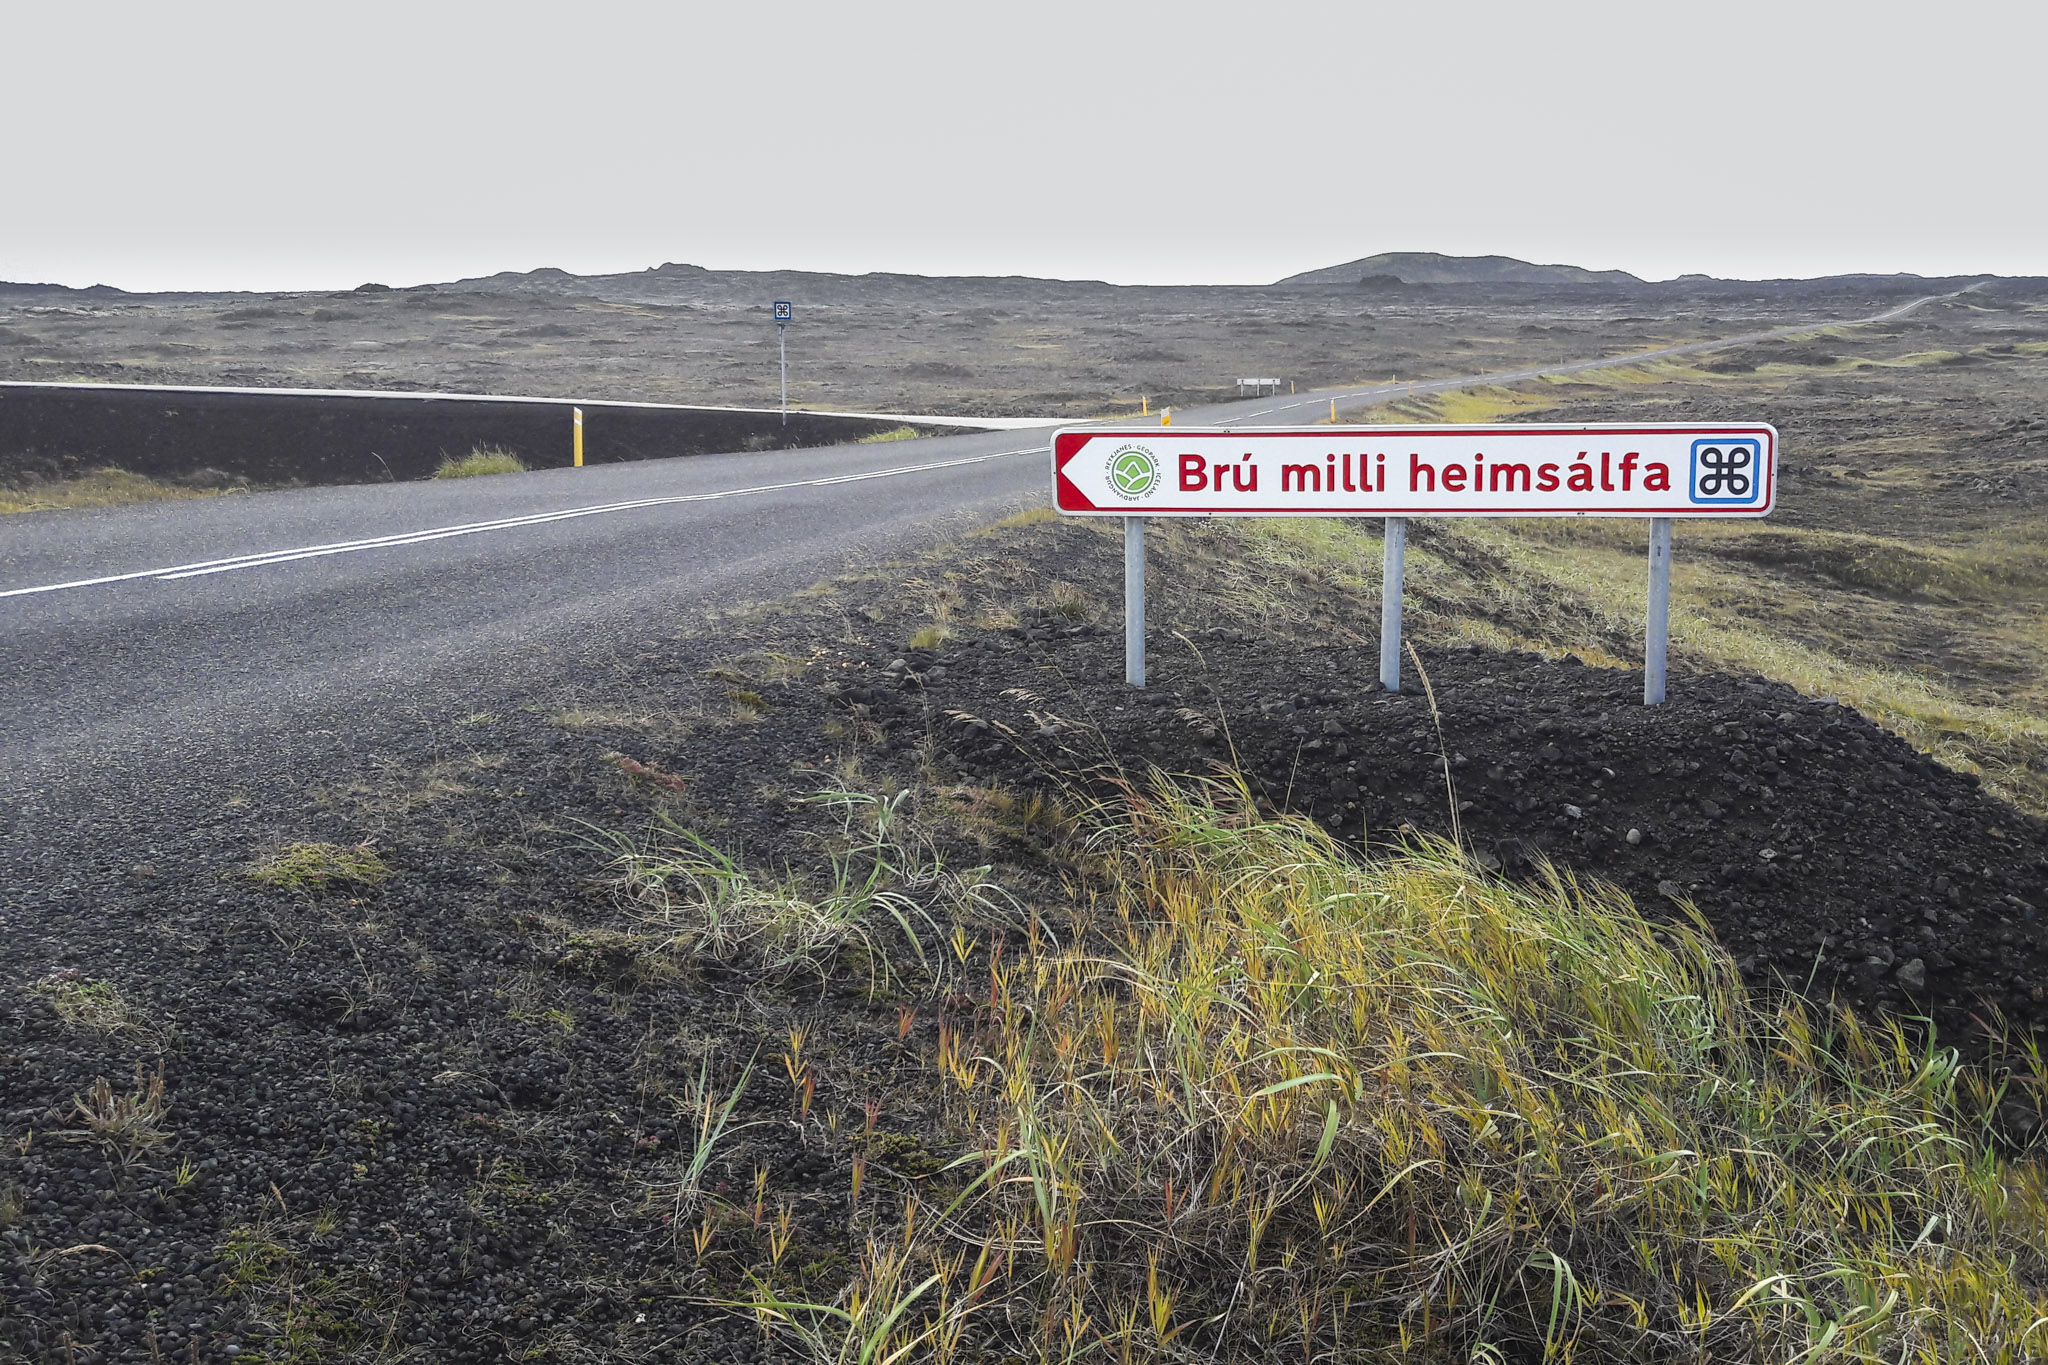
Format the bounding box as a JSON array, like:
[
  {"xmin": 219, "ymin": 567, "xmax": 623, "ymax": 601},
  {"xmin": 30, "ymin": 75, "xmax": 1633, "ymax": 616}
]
[
  {"xmin": 839, "ymin": 624, "xmax": 2048, "ymax": 1042},
  {"xmin": 7, "ymin": 612, "xmax": 2048, "ymax": 1362}
]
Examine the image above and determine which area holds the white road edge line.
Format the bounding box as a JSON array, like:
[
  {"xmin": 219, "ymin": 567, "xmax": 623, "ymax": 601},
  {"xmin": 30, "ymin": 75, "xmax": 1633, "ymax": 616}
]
[{"xmin": 1, "ymin": 448, "xmax": 1036, "ymax": 600}]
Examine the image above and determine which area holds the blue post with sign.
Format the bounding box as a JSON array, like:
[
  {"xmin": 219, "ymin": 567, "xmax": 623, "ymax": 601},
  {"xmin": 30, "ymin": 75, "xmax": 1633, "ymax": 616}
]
[{"xmin": 774, "ymin": 301, "xmax": 793, "ymax": 425}]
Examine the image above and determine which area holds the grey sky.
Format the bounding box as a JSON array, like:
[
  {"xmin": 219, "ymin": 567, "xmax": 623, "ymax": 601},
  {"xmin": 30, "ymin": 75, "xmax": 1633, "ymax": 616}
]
[{"xmin": 7, "ymin": 0, "xmax": 2043, "ymax": 291}]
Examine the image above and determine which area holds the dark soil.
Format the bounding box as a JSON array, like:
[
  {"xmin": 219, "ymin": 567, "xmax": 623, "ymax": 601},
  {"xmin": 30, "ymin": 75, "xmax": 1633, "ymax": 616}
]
[
  {"xmin": 0, "ymin": 683, "xmax": 921, "ymax": 1362},
  {"xmin": 6, "ymin": 526, "xmax": 2048, "ymax": 1363},
  {"xmin": 844, "ymin": 628, "xmax": 2048, "ymax": 1043}
]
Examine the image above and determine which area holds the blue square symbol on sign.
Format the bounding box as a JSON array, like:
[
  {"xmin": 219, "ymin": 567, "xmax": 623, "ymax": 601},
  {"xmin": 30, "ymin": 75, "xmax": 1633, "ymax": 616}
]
[
  {"xmin": 1688, "ymin": 438, "xmax": 1762, "ymax": 504},
  {"xmin": 773, "ymin": 301, "xmax": 793, "ymax": 322}
]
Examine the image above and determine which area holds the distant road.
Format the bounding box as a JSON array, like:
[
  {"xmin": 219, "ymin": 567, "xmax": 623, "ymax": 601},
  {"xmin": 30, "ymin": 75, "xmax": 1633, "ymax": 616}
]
[
  {"xmin": 1204, "ymin": 281, "xmax": 1979, "ymax": 428},
  {"xmin": 0, "ymin": 286, "xmax": 1970, "ymax": 822}
]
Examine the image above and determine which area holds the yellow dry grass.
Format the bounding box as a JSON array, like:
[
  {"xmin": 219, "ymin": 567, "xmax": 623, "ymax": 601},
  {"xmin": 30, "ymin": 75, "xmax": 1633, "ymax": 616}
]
[
  {"xmin": 735, "ymin": 781, "xmax": 2048, "ymax": 1363},
  {"xmin": 858, "ymin": 425, "xmax": 925, "ymax": 444},
  {"xmin": 0, "ymin": 468, "xmax": 219, "ymax": 515}
]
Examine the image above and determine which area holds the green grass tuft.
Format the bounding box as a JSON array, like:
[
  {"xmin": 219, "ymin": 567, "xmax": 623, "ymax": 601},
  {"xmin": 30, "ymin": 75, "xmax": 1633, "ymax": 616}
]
[
  {"xmin": 433, "ymin": 447, "xmax": 528, "ymax": 478},
  {"xmin": 248, "ymin": 842, "xmax": 393, "ymax": 892},
  {"xmin": 32, "ymin": 972, "xmax": 146, "ymax": 1034},
  {"xmin": 590, "ymin": 788, "xmax": 1011, "ymax": 982}
]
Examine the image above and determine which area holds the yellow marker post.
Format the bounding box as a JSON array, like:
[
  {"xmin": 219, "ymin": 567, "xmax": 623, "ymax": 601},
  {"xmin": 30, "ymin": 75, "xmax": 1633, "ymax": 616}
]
[
  {"xmin": 1161, "ymin": 408, "xmax": 1172, "ymax": 427},
  {"xmin": 573, "ymin": 408, "xmax": 584, "ymax": 467},
  {"xmin": 1141, "ymin": 395, "xmax": 1149, "ymax": 416},
  {"xmin": 1330, "ymin": 398, "xmax": 1337, "ymax": 422}
]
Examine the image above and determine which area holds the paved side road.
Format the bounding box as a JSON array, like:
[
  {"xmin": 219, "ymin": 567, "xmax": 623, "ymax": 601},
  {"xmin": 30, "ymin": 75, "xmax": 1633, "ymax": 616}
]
[{"xmin": 0, "ymin": 287, "xmax": 1968, "ymax": 830}]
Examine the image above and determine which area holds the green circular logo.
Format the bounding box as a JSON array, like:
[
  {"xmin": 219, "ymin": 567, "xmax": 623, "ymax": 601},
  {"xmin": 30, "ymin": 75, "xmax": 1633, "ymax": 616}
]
[{"xmin": 1108, "ymin": 445, "xmax": 1160, "ymax": 500}]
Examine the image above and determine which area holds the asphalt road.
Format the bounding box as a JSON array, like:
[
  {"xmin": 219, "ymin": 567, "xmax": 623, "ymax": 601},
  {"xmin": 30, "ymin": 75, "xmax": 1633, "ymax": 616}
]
[{"xmin": 0, "ymin": 288, "xmax": 1968, "ymax": 831}]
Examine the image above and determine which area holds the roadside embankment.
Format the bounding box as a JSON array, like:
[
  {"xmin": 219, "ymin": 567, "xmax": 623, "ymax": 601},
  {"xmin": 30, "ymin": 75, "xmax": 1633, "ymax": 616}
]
[
  {"xmin": 0, "ymin": 383, "xmax": 946, "ymax": 491},
  {"xmin": 6, "ymin": 511, "xmax": 2048, "ymax": 1362}
]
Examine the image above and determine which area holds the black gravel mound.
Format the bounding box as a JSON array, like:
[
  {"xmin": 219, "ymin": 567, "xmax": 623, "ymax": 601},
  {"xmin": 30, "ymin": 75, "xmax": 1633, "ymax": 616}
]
[
  {"xmin": 840, "ymin": 629, "xmax": 2048, "ymax": 1043},
  {"xmin": 6, "ymin": 618, "xmax": 2045, "ymax": 1362}
]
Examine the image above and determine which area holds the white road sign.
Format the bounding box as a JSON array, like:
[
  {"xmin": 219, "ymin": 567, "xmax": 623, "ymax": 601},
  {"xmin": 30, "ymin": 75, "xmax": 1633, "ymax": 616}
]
[{"xmin": 1053, "ymin": 424, "xmax": 1777, "ymax": 518}]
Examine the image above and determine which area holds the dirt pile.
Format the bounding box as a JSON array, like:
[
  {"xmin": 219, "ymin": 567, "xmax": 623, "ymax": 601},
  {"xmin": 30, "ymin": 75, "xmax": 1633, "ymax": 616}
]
[{"xmin": 837, "ymin": 630, "xmax": 2048, "ymax": 1045}]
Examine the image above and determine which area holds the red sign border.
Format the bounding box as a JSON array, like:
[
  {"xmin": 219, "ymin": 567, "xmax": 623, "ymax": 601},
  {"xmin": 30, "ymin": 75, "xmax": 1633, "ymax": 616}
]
[{"xmin": 1053, "ymin": 423, "xmax": 1778, "ymax": 518}]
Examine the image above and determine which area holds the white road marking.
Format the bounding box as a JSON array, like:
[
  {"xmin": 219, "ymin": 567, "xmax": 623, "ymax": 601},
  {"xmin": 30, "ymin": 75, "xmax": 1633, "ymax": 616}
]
[{"xmin": 1, "ymin": 447, "xmax": 1035, "ymax": 600}]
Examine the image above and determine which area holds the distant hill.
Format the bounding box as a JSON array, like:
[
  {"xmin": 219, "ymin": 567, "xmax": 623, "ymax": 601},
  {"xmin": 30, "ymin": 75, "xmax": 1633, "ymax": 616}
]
[{"xmin": 1277, "ymin": 252, "xmax": 1643, "ymax": 288}]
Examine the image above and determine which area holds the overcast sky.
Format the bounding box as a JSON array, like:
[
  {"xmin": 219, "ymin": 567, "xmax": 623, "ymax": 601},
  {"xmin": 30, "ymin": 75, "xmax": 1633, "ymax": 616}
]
[{"xmin": 7, "ymin": 0, "xmax": 2043, "ymax": 292}]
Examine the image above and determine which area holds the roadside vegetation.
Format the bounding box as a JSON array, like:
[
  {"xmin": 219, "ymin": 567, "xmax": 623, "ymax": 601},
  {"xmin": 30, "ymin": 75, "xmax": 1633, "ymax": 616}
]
[
  {"xmin": 635, "ymin": 778, "xmax": 2048, "ymax": 1362},
  {"xmin": 857, "ymin": 425, "xmax": 925, "ymax": 444},
  {"xmin": 0, "ymin": 467, "xmax": 223, "ymax": 515},
  {"xmin": 432, "ymin": 446, "xmax": 528, "ymax": 478},
  {"xmin": 591, "ymin": 786, "xmax": 1014, "ymax": 982},
  {"xmin": 31, "ymin": 971, "xmax": 148, "ymax": 1035},
  {"xmin": 246, "ymin": 841, "xmax": 392, "ymax": 891}
]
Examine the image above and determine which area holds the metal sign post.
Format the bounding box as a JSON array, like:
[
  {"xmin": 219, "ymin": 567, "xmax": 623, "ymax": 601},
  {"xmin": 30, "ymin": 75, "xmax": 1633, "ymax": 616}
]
[
  {"xmin": 1052, "ymin": 424, "xmax": 1776, "ymax": 701},
  {"xmin": 1379, "ymin": 517, "xmax": 1406, "ymax": 692},
  {"xmin": 773, "ymin": 301, "xmax": 793, "ymax": 425},
  {"xmin": 1124, "ymin": 517, "xmax": 1146, "ymax": 686},
  {"xmin": 1645, "ymin": 517, "xmax": 1672, "ymax": 704}
]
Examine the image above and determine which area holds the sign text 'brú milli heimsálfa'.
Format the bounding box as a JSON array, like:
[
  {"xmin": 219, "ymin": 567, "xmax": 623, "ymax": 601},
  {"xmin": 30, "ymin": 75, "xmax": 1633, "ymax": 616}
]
[{"xmin": 1054, "ymin": 424, "xmax": 1776, "ymax": 518}]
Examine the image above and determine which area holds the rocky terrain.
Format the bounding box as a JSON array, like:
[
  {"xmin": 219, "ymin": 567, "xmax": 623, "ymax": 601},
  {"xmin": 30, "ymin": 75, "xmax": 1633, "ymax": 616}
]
[
  {"xmin": 6, "ymin": 255, "xmax": 2048, "ymax": 1360},
  {"xmin": 0, "ymin": 260, "xmax": 1993, "ymax": 424},
  {"xmin": 863, "ymin": 628, "xmax": 2048, "ymax": 1043},
  {"xmin": 6, "ymin": 510, "xmax": 2047, "ymax": 1362}
]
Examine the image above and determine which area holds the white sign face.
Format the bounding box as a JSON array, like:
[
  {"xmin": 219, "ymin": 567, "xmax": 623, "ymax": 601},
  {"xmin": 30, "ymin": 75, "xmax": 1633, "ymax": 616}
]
[{"xmin": 1053, "ymin": 424, "xmax": 1777, "ymax": 518}]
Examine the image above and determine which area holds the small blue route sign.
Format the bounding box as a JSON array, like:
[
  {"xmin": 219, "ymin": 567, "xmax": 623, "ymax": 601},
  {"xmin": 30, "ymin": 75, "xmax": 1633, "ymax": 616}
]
[
  {"xmin": 773, "ymin": 301, "xmax": 793, "ymax": 322},
  {"xmin": 1687, "ymin": 437, "xmax": 1762, "ymax": 505}
]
